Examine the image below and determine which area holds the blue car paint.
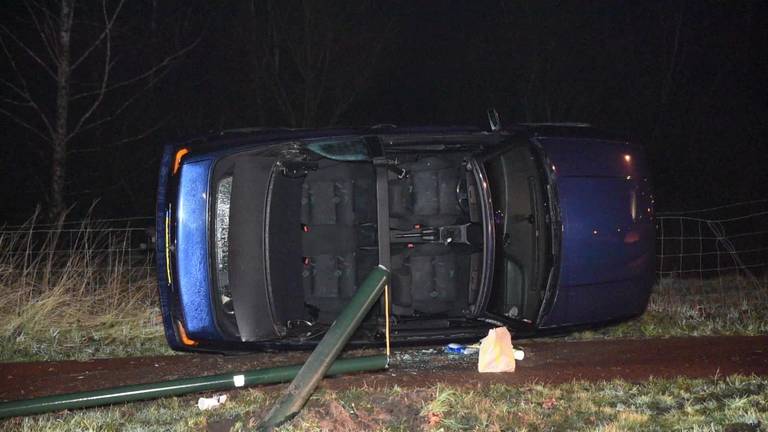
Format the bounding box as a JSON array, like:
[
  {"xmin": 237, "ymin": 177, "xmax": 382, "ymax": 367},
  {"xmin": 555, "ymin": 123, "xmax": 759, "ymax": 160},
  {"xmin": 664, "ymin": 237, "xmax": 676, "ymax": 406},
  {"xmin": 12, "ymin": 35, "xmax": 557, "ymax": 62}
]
[
  {"xmin": 155, "ymin": 144, "xmax": 185, "ymax": 350},
  {"xmin": 175, "ymin": 159, "xmax": 222, "ymax": 340},
  {"xmin": 536, "ymin": 137, "xmax": 655, "ymax": 327}
]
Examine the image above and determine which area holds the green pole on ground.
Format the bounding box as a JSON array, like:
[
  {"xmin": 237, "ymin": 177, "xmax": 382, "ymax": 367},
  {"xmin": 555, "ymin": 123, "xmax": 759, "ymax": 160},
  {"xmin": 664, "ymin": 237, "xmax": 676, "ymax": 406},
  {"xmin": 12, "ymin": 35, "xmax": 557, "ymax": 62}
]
[
  {"xmin": 0, "ymin": 355, "xmax": 388, "ymax": 419},
  {"xmin": 259, "ymin": 265, "xmax": 390, "ymax": 430}
]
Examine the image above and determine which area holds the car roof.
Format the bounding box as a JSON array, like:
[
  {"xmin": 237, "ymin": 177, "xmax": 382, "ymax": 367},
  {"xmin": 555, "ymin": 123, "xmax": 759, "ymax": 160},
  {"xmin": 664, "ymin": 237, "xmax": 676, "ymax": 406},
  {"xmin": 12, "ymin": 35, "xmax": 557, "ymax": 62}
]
[
  {"xmin": 179, "ymin": 123, "xmax": 630, "ymax": 153},
  {"xmin": 512, "ymin": 123, "xmax": 629, "ymax": 142}
]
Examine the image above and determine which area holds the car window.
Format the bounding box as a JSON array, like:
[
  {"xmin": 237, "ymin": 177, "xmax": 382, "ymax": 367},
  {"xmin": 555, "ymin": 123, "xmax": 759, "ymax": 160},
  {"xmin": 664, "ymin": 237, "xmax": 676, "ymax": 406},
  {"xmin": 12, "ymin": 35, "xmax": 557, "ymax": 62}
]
[
  {"xmin": 304, "ymin": 137, "xmax": 370, "ymax": 161},
  {"xmin": 214, "ymin": 175, "xmax": 234, "ymax": 314}
]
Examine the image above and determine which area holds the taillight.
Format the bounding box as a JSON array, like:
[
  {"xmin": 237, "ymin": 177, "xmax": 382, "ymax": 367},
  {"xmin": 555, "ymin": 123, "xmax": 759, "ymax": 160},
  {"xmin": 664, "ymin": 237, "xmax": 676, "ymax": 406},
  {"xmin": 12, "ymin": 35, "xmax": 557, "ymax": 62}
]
[
  {"xmin": 176, "ymin": 321, "xmax": 199, "ymax": 347},
  {"xmin": 173, "ymin": 148, "xmax": 189, "ymax": 175}
]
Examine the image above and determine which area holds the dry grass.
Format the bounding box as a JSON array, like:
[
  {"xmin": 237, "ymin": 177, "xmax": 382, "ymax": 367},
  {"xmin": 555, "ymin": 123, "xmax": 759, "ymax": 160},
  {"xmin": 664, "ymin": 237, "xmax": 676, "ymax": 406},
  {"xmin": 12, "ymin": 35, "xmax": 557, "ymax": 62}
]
[
  {"xmin": 412, "ymin": 376, "xmax": 768, "ymax": 432},
  {"xmin": 0, "ymin": 212, "xmax": 170, "ymax": 361},
  {"xmin": 2, "ymin": 376, "xmax": 766, "ymax": 431},
  {"xmin": 569, "ymin": 274, "xmax": 768, "ymax": 340}
]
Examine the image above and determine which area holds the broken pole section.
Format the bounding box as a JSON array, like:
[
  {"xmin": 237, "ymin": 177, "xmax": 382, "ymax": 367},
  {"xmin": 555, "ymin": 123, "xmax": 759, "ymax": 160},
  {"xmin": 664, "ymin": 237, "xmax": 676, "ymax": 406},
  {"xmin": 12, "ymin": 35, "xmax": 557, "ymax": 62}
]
[
  {"xmin": 259, "ymin": 265, "xmax": 390, "ymax": 430},
  {"xmin": 0, "ymin": 355, "xmax": 387, "ymax": 419}
]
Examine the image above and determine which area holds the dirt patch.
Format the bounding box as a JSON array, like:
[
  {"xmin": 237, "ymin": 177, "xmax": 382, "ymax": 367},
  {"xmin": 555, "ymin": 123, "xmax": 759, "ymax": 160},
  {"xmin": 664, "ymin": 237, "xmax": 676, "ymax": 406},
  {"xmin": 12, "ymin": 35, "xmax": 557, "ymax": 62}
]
[
  {"xmin": 313, "ymin": 399, "xmax": 360, "ymax": 431},
  {"xmin": 280, "ymin": 387, "xmax": 430, "ymax": 431},
  {"xmin": 1, "ymin": 336, "xmax": 767, "ymax": 403}
]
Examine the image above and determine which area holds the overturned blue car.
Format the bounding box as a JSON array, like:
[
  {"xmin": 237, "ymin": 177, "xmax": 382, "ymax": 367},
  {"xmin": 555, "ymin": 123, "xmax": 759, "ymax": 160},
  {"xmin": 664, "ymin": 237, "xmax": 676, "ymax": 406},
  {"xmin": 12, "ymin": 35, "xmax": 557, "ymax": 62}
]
[{"xmin": 156, "ymin": 123, "xmax": 655, "ymax": 352}]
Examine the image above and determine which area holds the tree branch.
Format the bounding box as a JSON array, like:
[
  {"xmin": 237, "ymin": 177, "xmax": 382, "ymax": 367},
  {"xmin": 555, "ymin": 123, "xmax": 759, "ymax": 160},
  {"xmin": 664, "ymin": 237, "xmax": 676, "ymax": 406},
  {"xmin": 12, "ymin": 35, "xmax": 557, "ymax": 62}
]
[
  {"xmin": 0, "ymin": 107, "xmax": 50, "ymax": 142},
  {"xmin": 263, "ymin": 9, "xmax": 297, "ymax": 126},
  {"xmin": 0, "ymin": 77, "xmax": 32, "ymax": 102},
  {"xmin": 0, "ymin": 35, "xmax": 55, "ymax": 138},
  {"xmin": 70, "ymin": 0, "xmax": 125, "ymax": 70},
  {"xmin": 24, "ymin": 0, "xmax": 59, "ymax": 67},
  {"xmin": 69, "ymin": 71, "xmax": 165, "ymax": 139},
  {"xmin": 68, "ymin": 0, "xmax": 112, "ymax": 140},
  {"xmin": 109, "ymin": 118, "xmax": 167, "ymax": 147},
  {"xmin": 0, "ymin": 24, "xmax": 56, "ymax": 79},
  {"xmin": 69, "ymin": 35, "xmax": 200, "ymax": 101},
  {"xmin": 1, "ymin": 96, "xmax": 33, "ymax": 107}
]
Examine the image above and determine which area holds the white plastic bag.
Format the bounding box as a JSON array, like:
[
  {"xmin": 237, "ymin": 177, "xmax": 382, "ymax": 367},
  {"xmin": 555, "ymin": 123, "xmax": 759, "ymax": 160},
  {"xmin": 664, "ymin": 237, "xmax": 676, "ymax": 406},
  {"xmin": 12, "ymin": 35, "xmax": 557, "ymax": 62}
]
[
  {"xmin": 478, "ymin": 327, "xmax": 516, "ymax": 373},
  {"xmin": 197, "ymin": 394, "xmax": 228, "ymax": 410}
]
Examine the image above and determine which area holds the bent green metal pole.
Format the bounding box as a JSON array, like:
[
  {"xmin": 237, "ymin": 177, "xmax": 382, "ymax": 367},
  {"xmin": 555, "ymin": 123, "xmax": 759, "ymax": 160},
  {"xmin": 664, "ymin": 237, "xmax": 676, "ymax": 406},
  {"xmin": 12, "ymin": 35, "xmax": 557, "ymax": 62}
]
[
  {"xmin": 259, "ymin": 265, "xmax": 390, "ymax": 430},
  {"xmin": 0, "ymin": 355, "xmax": 387, "ymax": 419}
]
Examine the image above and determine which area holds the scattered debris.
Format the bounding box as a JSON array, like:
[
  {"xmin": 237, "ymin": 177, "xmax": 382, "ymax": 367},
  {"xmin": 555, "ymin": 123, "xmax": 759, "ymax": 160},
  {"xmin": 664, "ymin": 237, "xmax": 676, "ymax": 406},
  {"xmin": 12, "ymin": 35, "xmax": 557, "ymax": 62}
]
[
  {"xmin": 197, "ymin": 394, "xmax": 227, "ymax": 411},
  {"xmin": 427, "ymin": 411, "xmax": 443, "ymax": 427},
  {"xmin": 444, "ymin": 343, "xmax": 463, "ymax": 354},
  {"xmin": 444, "ymin": 343, "xmax": 479, "ymax": 355},
  {"xmin": 514, "ymin": 348, "xmax": 525, "ymax": 360},
  {"xmin": 478, "ymin": 327, "xmax": 517, "ymax": 373},
  {"xmin": 541, "ymin": 397, "xmax": 558, "ymax": 410}
]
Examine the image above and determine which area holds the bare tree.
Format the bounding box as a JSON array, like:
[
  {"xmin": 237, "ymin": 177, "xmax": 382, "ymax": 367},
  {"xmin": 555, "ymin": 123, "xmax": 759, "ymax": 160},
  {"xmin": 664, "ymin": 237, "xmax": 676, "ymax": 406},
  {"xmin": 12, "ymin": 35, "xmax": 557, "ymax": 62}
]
[
  {"xmin": 244, "ymin": 0, "xmax": 390, "ymax": 128},
  {"xmin": 0, "ymin": 0, "xmax": 196, "ymax": 219}
]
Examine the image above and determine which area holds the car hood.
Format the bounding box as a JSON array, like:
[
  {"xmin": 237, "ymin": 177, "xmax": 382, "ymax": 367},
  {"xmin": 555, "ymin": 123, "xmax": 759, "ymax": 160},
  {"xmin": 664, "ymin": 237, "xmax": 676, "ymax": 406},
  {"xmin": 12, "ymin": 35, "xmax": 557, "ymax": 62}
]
[{"xmin": 536, "ymin": 137, "xmax": 655, "ymax": 325}]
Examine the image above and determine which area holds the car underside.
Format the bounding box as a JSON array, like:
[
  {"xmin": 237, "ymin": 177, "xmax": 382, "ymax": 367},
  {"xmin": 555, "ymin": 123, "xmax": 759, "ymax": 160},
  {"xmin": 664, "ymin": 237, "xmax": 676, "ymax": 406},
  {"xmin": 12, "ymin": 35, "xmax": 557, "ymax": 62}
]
[{"xmin": 203, "ymin": 136, "xmax": 552, "ymax": 347}]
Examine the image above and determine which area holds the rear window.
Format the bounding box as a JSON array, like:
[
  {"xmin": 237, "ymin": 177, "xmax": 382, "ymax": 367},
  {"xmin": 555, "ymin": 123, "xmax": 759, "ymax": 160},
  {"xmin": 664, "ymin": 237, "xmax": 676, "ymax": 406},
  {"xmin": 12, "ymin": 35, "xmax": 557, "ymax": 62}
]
[{"xmin": 214, "ymin": 176, "xmax": 233, "ymax": 314}]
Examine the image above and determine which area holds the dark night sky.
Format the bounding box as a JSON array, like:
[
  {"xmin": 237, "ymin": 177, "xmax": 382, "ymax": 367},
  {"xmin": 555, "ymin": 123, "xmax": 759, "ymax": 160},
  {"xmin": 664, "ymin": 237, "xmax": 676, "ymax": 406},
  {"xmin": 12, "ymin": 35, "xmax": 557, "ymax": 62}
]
[{"xmin": 1, "ymin": 0, "xmax": 766, "ymax": 222}]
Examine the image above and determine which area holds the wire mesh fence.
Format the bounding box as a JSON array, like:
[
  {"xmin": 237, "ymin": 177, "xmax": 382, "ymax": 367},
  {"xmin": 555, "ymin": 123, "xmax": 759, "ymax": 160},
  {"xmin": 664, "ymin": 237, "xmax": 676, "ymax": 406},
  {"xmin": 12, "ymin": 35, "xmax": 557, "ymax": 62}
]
[
  {"xmin": 656, "ymin": 199, "xmax": 768, "ymax": 305},
  {"xmin": 3, "ymin": 200, "xmax": 767, "ymax": 303},
  {"xmin": 0, "ymin": 214, "xmax": 156, "ymax": 294}
]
